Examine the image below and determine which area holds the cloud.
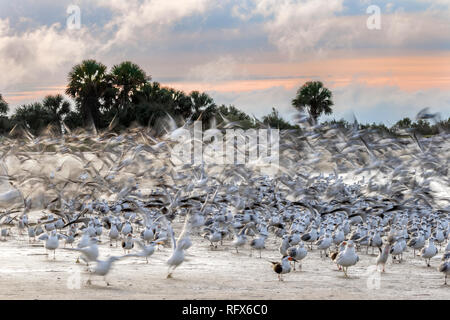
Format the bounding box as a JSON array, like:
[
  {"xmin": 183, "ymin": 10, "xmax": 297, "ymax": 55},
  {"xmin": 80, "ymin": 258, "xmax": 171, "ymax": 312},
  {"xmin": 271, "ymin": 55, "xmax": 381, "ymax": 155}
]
[
  {"xmin": 251, "ymin": 0, "xmax": 345, "ymax": 57},
  {"xmin": 96, "ymin": 0, "xmax": 214, "ymax": 50},
  {"xmin": 0, "ymin": 18, "xmax": 92, "ymax": 90},
  {"xmin": 187, "ymin": 56, "xmax": 248, "ymax": 83},
  {"xmin": 229, "ymin": 0, "xmax": 450, "ymax": 58}
]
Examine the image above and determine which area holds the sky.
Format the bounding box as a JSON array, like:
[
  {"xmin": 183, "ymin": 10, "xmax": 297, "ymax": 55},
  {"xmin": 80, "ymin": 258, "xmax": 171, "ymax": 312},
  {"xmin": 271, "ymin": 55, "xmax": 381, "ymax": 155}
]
[{"xmin": 0, "ymin": 0, "xmax": 449, "ymax": 125}]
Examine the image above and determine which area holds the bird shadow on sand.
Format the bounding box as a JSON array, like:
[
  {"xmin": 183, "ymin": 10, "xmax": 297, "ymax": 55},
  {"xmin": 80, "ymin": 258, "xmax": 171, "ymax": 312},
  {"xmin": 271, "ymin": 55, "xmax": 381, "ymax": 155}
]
[
  {"xmin": 84, "ymin": 283, "xmax": 123, "ymax": 291},
  {"xmin": 338, "ymin": 275, "xmax": 360, "ymax": 280}
]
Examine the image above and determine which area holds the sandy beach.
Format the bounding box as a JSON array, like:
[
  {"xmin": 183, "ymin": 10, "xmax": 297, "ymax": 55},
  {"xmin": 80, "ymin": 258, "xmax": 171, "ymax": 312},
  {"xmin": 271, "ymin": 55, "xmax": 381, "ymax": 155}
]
[{"xmin": 0, "ymin": 216, "xmax": 448, "ymax": 300}]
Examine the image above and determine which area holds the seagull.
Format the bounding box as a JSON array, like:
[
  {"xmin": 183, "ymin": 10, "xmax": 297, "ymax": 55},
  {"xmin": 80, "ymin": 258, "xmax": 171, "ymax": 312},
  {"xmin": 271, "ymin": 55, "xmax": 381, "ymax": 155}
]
[
  {"xmin": 316, "ymin": 233, "xmax": 332, "ymax": 258},
  {"xmin": 336, "ymin": 241, "xmax": 359, "ymax": 277},
  {"xmin": 301, "ymin": 226, "xmax": 318, "ymax": 250},
  {"xmin": 121, "ymin": 233, "xmax": 134, "ymax": 254},
  {"xmin": 330, "ymin": 241, "xmax": 346, "ymax": 270},
  {"xmin": 287, "ymin": 242, "xmax": 308, "ymax": 270},
  {"xmin": 279, "ymin": 235, "xmax": 290, "ymax": 256},
  {"xmin": 438, "ymin": 259, "xmax": 449, "ymax": 285},
  {"xmin": 250, "ymin": 233, "xmax": 267, "ymax": 258},
  {"xmin": 141, "ymin": 225, "xmax": 155, "ymax": 243},
  {"xmin": 124, "ymin": 240, "xmax": 161, "ymax": 263},
  {"xmin": 408, "ymin": 231, "xmax": 425, "ymax": 257},
  {"xmin": 231, "ymin": 228, "xmax": 247, "ymax": 254},
  {"xmin": 204, "ymin": 227, "xmax": 222, "ymax": 249},
  {"xmin": 390, "ymin": 237, "xmax": 406, "ymax": 263},
  {"xmin": 166, "ymin": 224, "xmax": 186, "ymax": 279},
  {"xmin": 38, "ymin": 230, "xmax": 61, "ymax": 260},
  {"xmin": 108, "ymin": 223, "xmax": 120, "ymax": 247},
  {"xmin": 419, "ymin": 238, "xmax": 438, "ymax": 267},
  {"xmin": 64, "ymin": 238, "xmax": 99, "ymax": 266},
  {"xmin": 87, "ymin": 256, "xmax": 122, "ymax": 286}
]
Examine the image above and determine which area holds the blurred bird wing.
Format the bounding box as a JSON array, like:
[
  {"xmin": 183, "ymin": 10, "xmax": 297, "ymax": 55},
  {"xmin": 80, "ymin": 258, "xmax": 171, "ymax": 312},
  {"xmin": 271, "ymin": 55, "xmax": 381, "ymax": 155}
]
[{"xmin": 38, "ymin": 234, "xmax": 49, "ymax": 241}]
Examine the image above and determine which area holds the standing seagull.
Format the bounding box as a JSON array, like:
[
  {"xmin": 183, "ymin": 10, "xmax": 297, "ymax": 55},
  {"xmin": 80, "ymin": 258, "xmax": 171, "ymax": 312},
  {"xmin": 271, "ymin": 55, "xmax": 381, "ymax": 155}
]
[
  {"xmin": 121, "ymin": 233, "xmax": 134, "ymax": 254},
  {"xmin": 38, "ymin": 230, "xmax": 61, "ymax": 260},
  {"xmin": 408, "ymin": 232, "xmax": 425, "ymax": 257},
  {"xmin": 420, "ymin": 238, "xmax": 438, "ymax": 267},
  {"xmin": 336, "ymin": 241, "xmax": 359, "ymax": 277},
  {"xmin": 438, "ymin": 259, "xmax": 449, "ymax": 285},
  {"xmin": 330, "ymin": 241, "xmax": 346, "ymax": 270},
  {"xmin": 287, "ymin": 242, "xmax": 308, "ymax": 270},
  {"xmin": 250, "ymin": 233, "xmax": 267, "ymax": 258},
  {"xmin": 301, "ymin": 226, "xmax": 318, "ymax": 250},
  {"xmin": 316, "ymin": 233, "xmax": 332, "ymax": 258}
]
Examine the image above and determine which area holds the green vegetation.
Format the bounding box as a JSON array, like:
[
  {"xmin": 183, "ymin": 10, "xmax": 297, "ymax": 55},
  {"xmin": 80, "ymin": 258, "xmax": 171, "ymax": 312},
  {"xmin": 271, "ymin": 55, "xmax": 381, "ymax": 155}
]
[
  {"xmin": 292, "ymin": 81, "xmax": 333, "ymax": 122},
  {"xmin": 0, "ymin": 60, "xmax": 448, "ymax": 137},
  {"xmin": 262, "ymin": 108, "xmax": 299, "ymax": 130}
]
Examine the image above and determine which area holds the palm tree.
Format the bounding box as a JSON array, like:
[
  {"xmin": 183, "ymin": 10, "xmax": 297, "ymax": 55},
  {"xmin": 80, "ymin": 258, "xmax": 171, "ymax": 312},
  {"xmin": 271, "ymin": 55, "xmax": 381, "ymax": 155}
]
[
  {"xmin": 0, "ymin": 94, "xmax": 8, "ymax": 115},
  {"xmin": 42, "ymin": 94, "xmax": 71, "ymax": 135},
  {"xmin": 11, "ymin": 102, "xmax": 52, "ymax": 135},
  {"xmin": 190, "ymin": 91, "xmax": 216, "ymax": 126},
  {"xmin": 292, "ymin": 81, "xmax": 334, "ymax": 122},
  {"xmin": 110, "ymin": 61, "xmax": 149, "ymax": 110},
  {"xmin": 66, "ymin": 59, "xmax": 110, "ymax": 130}
]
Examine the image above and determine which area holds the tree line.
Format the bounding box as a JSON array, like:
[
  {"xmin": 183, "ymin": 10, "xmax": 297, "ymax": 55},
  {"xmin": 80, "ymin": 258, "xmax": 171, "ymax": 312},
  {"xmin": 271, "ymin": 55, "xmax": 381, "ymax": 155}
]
[{"xmin": 0, "ymin": 59, "xmax": 448, "ymax": 136}]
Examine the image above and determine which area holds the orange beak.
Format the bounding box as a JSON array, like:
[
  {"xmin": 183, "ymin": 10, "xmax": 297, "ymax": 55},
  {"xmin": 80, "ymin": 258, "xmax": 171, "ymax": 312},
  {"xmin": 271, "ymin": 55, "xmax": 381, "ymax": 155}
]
[{"xmin": 288, "ymin": 256, "xmax": 297, "ymax": 262}]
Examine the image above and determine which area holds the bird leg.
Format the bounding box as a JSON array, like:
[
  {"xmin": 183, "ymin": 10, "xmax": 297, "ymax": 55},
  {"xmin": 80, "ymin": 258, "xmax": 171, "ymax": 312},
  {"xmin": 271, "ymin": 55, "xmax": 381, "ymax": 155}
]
[{"xmin": 167, "ymin": 266, "xmax": 173, "ymax": 279}]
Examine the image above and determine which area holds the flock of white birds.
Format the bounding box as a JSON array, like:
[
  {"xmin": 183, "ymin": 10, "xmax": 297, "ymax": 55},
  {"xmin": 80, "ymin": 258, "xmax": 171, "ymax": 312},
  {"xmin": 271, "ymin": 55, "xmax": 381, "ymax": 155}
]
[{"xmin": 0, "ymin": 109, "xmax": 449, "ymax": 289}]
